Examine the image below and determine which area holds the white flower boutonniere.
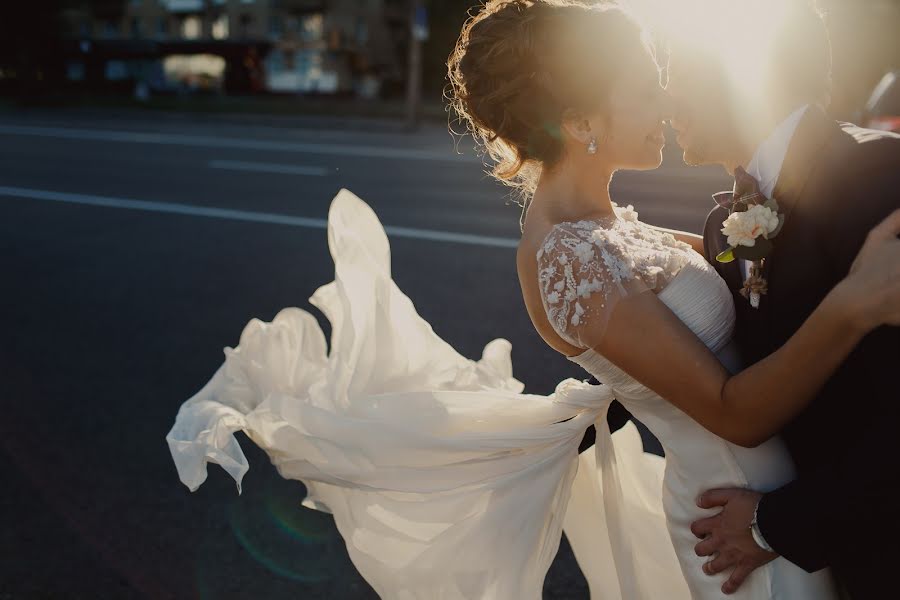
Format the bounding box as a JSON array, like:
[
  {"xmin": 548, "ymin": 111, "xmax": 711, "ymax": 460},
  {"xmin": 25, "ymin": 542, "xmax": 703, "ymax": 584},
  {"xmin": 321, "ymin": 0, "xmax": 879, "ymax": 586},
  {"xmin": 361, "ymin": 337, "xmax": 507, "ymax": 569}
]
[
  {"xmin": 721, "ymin": 205, "xmax": 780, "ymax": 249},
  {"xmin": 714, "ymin": 167, "xmax": 786, "ymax": 309}
]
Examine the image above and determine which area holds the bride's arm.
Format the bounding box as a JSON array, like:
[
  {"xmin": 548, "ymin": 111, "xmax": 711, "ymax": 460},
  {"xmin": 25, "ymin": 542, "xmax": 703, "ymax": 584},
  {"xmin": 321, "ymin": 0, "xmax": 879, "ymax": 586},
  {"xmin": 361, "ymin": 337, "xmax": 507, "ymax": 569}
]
[
  {"xmin": 595, "ymin": 283, "xmax": 864, "ymax": 447},
  {"xmin": 550, "ymin": 211, "xmax": 900, "ymax": 448},
  {"xmin": 650, "ymin": 226, "xmax": 705, "ymax": 254}
]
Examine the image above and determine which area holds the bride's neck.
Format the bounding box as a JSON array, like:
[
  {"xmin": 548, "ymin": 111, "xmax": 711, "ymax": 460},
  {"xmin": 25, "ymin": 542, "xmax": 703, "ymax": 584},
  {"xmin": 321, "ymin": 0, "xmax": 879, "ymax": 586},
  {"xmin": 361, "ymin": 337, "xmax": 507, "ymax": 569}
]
[{"xmin": 531, "ymin": 161, "xmax": 615, "ymax": 223}]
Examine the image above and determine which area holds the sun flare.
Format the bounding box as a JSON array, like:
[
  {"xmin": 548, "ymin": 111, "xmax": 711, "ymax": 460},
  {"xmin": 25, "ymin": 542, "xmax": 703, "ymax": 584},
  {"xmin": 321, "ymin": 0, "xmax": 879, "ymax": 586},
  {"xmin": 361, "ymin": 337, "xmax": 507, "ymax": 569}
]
[{"xmin": 625, "ymin": 0, "xmax": 793, "ymax": 105}]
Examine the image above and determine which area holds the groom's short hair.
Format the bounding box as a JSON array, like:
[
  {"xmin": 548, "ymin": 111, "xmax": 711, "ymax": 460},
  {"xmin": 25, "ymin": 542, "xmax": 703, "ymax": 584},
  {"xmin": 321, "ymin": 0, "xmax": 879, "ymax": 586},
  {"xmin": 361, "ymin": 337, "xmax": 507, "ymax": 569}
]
[{"xmin": 770, "ymin": 1, "xmax": 833, "ymax": 108}]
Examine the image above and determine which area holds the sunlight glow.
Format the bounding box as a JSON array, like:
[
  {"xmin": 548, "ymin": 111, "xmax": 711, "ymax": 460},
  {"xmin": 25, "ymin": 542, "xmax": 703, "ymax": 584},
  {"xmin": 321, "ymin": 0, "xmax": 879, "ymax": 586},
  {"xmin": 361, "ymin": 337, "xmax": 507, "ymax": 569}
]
[{"xmin": 624, "ymin": 0, "xmax": 793, "ymax": 104}]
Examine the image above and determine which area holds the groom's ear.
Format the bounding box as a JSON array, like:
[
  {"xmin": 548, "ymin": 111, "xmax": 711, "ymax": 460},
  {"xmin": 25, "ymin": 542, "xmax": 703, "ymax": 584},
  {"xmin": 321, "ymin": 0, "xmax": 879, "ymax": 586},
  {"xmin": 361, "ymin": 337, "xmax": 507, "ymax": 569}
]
[{"xmin": 560, "ymin": 110, "xmax": 594, "ymax": 145}]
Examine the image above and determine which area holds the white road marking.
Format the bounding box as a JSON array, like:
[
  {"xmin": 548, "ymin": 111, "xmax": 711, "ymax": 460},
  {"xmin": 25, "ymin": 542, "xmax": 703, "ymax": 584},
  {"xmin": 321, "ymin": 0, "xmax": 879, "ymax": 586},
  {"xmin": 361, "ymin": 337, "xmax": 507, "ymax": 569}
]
[
  {"xmin": 208, "ymin": 159, "xmax": 330, "ymax": 177},
  {"xmin": 0, "ymin": 186, "xmax": 520, "ymax": 249},
  {"xmin": 0, "ymin": 124, "xmax": 472, "ymax": 163}
]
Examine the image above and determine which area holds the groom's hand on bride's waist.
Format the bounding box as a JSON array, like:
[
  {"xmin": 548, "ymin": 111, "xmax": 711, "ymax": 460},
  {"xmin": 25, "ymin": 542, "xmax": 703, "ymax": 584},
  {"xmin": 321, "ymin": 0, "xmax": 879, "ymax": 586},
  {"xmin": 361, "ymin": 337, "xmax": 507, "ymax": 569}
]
[{"xmin": 691, "ymin": 488, "xmax": 779, "ymax": 595}]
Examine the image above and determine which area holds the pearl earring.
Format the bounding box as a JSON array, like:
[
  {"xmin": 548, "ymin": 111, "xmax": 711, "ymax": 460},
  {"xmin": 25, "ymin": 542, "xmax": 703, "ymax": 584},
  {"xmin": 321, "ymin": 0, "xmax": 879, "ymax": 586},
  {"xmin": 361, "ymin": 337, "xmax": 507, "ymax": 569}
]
[{"xmin": 587, "ymin": 137, "xmax": 598, "ymax": 155}]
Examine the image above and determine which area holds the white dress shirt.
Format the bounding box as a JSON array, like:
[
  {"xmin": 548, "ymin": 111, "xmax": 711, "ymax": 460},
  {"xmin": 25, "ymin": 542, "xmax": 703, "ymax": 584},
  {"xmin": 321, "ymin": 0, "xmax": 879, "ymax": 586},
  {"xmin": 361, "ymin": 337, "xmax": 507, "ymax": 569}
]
[{"xmin": 739, "ymin": 104, "xmax": 810, "ymax": 280}]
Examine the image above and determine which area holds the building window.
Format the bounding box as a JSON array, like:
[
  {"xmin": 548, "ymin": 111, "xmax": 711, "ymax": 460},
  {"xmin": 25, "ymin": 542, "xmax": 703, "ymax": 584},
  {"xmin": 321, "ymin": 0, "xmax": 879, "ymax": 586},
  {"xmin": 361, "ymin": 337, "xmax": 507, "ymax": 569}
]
[
  {"xmin": 268, "ymin": 15, "xmax": 282, "ymax": 38},
  {"xmin": 238, "ymin": 14, "xmax": 253, "ymax": 38},
  {"xmin": 355, "ymin": 17, "xmax": 368, "ymax": 45},
  {"xmin": 131, "ymin": 17, "xmax": 142, "ymax": 38},
  {"xmin": 102, "ymin": 19, "xmax": 120, "ymax": 39},
  {"xmin": 66, "ymin": 61, "xmax": 86, "ymax": 81},
  {"xmin": 300, "ymin": 14, "xmax": 323, "ymax": 42},
  {"xmin": 213, "ymin": 14, "xmax": 229, "ymax": 39},
  {"xmin": 164, "ymin": 54, "xmax": 226, "ymax": 91},
  {"xmin": 105, "ymin": 60, "xmax": 130, "ymax": 81},
  {"xmin": 157, "ymin": 17, "xmax": 168, "ymax": 38},
  {"xmin": 181, "ymin": 15, "xmax": 202, "ymax": 39}
]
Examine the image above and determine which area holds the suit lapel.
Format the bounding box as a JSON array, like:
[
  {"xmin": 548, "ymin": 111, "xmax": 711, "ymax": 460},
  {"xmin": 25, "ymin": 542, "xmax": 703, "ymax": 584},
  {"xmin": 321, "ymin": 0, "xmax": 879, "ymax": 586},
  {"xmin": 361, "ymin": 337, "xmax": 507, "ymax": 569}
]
[
  {"xmin": 763, "ymin": 106, "xmax": 839, "ymax": 281},
  {"xmin": 704, "ymin": 108, "xmax": 837, "ymax": 303}
]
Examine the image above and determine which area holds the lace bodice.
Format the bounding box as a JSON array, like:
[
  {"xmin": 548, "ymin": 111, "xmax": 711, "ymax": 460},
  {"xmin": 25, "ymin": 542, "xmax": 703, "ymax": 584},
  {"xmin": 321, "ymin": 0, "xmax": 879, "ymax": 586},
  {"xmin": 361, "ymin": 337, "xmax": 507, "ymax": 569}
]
[{"xmin": 537, "ymin": 204, "xmax": 696, "ymax": 348}]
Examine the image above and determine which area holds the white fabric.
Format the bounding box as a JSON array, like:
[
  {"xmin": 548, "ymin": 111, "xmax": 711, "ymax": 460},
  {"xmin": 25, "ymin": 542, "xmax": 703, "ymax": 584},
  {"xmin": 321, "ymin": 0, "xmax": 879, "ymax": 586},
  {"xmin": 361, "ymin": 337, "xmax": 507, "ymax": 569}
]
[
  {"xmin": 740, "ymin": 104, "xmax": 809, "ymax": 279},
  {"xmin": 548, "ymin": 209, "xmax": 837, "ymax": 598},
  {"xmin": 168, "ymin": 189, "xmax": 837, "ymax": 599}
]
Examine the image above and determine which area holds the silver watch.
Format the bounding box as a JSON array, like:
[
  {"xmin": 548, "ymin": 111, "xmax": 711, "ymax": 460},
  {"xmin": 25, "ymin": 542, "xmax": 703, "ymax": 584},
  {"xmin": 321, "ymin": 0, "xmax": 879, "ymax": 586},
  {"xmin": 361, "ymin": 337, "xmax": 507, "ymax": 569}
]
[{"xmin": 750, "ymin": 499, "xmax": 774, "ymax": 552}]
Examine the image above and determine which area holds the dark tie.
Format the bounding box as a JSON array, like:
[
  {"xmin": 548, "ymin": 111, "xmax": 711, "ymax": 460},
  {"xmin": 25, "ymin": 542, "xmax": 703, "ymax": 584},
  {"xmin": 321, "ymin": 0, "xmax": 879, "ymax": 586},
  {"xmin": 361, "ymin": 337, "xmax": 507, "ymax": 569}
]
[{"xmin": 712, "ymin": 166, "xmax": 766, "ymax": 211}]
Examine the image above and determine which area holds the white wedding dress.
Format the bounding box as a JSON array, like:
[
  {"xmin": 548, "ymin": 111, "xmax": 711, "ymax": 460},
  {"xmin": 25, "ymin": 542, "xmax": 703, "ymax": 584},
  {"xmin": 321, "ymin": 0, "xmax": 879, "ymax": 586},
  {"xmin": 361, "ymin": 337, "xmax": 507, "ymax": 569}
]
[{"xmin": 167, "ymin": 189, "xmax": 837, "ymax": 599}]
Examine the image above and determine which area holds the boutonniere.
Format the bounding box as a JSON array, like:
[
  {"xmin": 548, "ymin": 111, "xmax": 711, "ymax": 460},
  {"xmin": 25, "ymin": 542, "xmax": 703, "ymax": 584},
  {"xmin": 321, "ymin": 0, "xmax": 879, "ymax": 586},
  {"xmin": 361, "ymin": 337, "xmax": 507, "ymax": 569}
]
[{"xmin": 713, "ymin": 167, "xmax": 785, "ymax": 309}]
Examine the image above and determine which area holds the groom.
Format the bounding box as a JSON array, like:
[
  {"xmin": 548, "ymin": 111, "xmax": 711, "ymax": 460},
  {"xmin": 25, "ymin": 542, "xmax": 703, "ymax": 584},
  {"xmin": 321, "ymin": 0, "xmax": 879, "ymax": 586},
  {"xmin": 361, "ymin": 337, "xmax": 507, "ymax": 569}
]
[{"xmin": 665, "ymin": 3, "xmax": 900, "ymax": 598}]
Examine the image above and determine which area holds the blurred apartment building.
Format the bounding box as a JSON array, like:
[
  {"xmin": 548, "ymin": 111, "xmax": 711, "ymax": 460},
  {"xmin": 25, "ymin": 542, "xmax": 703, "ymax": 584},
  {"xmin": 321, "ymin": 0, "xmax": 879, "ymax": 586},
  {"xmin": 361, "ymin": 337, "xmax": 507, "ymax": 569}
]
[{"xmin": 60, "ymin": 0, "xmax": 413, "ymax": 96}]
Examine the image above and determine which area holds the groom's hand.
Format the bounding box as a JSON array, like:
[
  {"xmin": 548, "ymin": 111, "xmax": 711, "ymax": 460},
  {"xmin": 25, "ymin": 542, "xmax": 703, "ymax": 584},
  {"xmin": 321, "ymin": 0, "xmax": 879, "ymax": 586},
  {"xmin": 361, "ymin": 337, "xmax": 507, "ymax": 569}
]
[{"xmin": 691, "ymin": 488, "xmax": 778, "ymax": 595}]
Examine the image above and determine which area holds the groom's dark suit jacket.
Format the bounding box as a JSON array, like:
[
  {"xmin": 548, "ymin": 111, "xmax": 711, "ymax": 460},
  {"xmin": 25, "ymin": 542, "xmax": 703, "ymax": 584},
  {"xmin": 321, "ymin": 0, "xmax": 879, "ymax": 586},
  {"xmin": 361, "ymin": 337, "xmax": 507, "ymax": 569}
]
[{"xmin": 704, "ymin": 107, "xmax": 900, "ymax": 597}]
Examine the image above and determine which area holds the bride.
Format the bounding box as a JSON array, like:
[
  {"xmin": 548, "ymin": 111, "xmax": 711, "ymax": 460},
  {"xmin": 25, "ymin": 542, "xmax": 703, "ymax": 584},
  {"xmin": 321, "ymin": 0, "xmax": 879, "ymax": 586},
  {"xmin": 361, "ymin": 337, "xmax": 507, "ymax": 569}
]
[{"xmin": 167, "ymin": 1, "xmax": 900, "ymax": 598}]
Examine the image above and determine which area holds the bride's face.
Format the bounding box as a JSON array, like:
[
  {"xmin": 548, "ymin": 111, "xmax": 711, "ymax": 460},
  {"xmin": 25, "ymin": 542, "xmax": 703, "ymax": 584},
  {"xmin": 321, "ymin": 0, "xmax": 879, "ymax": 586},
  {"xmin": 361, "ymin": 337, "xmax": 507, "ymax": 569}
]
[{"xmin": 589, "ymin": 51, "xmax": 671, "ymax": 171}]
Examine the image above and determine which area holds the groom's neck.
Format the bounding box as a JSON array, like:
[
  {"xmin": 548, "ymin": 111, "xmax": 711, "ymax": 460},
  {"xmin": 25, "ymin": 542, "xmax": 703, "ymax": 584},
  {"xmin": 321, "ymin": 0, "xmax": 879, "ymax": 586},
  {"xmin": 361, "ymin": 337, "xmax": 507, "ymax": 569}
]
[{"xmin": 722, "ymin": 102, "xmax": 804, "ymax": 175}]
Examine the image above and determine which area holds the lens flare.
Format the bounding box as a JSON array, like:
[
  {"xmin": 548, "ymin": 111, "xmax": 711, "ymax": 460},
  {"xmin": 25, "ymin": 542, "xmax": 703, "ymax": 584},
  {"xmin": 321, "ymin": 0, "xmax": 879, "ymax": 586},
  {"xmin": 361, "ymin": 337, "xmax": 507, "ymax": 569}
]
[{"xmin": 220, "ymin": 477, "xmax": 346, "ymax": 585}]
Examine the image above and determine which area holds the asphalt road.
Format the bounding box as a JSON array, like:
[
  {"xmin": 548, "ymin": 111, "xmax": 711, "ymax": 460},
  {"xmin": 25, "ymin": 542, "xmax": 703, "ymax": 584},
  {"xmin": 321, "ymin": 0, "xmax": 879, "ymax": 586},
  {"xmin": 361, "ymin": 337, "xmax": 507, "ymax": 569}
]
[{"xmin": 0, "ymin": 108, "xmax": 731, "ymax": 599}]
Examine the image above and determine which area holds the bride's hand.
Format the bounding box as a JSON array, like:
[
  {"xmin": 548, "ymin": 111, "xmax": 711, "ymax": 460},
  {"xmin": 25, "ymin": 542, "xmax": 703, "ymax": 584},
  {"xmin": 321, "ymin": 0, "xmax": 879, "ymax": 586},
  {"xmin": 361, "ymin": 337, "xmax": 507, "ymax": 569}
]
[{"xmin": 835, "ymin": 209, "xmax": 900, "ymax": 329}]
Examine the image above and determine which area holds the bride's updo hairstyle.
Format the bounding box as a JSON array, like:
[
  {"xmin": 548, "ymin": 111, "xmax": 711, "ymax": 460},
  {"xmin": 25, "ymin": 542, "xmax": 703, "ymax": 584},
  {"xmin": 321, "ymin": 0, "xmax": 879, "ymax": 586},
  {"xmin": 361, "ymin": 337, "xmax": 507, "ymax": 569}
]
[{"xmin": 447, "ymin": 0, "xmax": 648, "ymax": 196}]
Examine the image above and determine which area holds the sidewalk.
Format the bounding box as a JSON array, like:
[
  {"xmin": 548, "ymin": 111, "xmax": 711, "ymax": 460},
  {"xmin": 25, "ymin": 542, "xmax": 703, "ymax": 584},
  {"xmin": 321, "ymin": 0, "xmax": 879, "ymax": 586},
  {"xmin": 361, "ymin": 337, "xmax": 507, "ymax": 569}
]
[{"xmin": 0, "ymin": 93, "xmax": 451, "ymax": 133}]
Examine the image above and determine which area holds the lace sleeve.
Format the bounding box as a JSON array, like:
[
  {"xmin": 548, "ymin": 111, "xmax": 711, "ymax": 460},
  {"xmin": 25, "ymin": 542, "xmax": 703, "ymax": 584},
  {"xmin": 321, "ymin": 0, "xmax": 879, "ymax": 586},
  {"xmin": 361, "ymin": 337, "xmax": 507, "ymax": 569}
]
[{"xmin": 536, "ymin": 222, "xmax": 649, "ymax": 350}]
